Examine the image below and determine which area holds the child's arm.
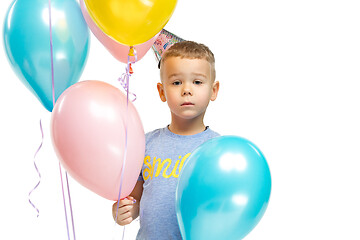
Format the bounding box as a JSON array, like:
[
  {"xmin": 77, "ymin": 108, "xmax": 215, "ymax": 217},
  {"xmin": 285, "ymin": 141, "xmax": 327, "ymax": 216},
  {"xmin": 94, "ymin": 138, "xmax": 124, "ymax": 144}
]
[{"xmin": 112, "ymin": 180, "xmax": 144, "ymax": 226}]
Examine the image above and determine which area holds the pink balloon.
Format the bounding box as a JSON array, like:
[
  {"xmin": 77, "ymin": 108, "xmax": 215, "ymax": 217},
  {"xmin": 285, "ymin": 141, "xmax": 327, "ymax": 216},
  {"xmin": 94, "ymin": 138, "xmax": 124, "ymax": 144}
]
[
  {"xmin": 80, "ymin": 0, "xmax": 158, "ymax": 63},
  {"xmin": 51, "ymin": 80, "xmax": 145, "ymax": 200}
]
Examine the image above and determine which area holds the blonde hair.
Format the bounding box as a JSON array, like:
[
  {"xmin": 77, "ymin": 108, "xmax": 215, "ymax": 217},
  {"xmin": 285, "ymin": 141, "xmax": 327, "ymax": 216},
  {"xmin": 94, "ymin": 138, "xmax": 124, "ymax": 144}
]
[{"xmin": 160, "ymin": 41, "xmax": 216, "ymax": 81}]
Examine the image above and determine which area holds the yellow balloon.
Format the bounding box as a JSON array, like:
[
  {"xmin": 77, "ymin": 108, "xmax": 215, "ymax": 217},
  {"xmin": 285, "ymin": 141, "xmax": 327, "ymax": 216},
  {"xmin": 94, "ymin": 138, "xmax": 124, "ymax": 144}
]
[{"xmin": 84, "ymin": 0, "xmax": 177, "ymax": 46}]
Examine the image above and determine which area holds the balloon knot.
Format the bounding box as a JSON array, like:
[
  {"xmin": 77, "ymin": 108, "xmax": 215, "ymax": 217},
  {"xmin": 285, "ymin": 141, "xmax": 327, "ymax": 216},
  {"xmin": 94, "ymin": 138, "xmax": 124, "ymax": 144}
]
[{"xmin": 128, "ymin": 46, "xmax": 135, "ymax": 56}]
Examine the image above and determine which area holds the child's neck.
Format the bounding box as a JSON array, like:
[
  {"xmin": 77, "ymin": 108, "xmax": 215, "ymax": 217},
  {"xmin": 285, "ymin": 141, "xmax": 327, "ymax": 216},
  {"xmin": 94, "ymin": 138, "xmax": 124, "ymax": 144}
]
[{"xmin": 168, "ymin": 118, "xmax": 206, "ymax": 136}]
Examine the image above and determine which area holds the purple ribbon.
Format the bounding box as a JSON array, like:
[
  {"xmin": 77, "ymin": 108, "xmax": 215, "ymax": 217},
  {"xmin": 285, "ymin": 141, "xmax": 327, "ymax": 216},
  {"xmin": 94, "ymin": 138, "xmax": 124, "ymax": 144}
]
[
  {"xmin": 28, "ymin": 120, "xmax": 43, "ymax": 217},
  {"xmin": 48, "ymin": 1, "xmax": 76, "ymax": 239},
  {"xmin": 117, "ymin": 47, "xmax": 138, "ymax": 102},
  {"xmin": 114, "ymin": 47, "xmax": 138, "ymax": 239}
]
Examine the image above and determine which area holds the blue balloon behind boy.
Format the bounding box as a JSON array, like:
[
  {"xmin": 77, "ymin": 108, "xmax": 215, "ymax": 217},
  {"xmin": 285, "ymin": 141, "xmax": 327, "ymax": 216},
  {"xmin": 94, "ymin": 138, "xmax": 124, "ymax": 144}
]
[
  {"xmin": 176, "ymin": 136, "xmax": 271, "ymax": 240},
  {"xmin": 3, "ymin": 0, "xmax": 89, "ymax": 111}
]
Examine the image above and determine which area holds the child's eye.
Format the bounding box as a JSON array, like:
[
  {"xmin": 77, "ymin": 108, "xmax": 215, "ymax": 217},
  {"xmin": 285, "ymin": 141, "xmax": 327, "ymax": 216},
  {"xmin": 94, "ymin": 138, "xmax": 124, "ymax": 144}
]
[
  {"xmin": 172, "ymin": 81, "xmax": 181, "ymax": 85},
  {"xmin": 194, "ymin": 80, "xmax": 202, "ymax": 85}
]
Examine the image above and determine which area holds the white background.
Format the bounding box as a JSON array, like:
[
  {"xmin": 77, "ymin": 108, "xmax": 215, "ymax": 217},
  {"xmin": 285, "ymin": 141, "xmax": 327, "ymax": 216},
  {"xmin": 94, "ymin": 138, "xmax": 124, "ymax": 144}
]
[{"xmin": 1, "ymin": 0, "xmax": 360, "ymax": 239}]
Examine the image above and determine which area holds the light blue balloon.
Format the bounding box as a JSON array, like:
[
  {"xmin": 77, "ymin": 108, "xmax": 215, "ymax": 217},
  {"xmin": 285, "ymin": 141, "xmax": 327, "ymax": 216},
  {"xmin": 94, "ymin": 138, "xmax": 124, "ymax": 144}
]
[
  {"xmin": 3, "ymin": 0, "xmax": 89, "ymax": 111},
  {"xmin": 176, "ymin": 136, "xmax": 271, "ymax": 240}
]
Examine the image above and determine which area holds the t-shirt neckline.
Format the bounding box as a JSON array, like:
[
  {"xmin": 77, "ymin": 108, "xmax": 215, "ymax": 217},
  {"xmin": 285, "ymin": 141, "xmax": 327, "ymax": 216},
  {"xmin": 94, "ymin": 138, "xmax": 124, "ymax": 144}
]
[{"xmin": 163, "ymin": 125, "xmax": 210, "ymax": 139}]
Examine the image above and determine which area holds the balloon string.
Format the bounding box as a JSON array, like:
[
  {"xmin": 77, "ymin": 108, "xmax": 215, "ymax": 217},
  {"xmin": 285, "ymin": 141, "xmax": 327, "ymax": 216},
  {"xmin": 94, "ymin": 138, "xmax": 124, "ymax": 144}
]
[
  {"xmin": 66, "ymin": 172, "xmax": 76, "ymax": 239},
  {"xmin": 113, "ymin": 47, "xmax": 138, "ymax": 240},
  {"xmin": 28, "ymin": 119, "xmax": 43, "ymax": 217},
  {"xmin": 58, "ymin": 163, "xmax": 71, "ymax": 240},
  {"xmin": 117, "ymin": 46, "xmax": 138, "ymax": 102},
  {"xmin": 48, "ymin": 1, "xmax": 76, "ymax": 239},
  {"xmin": 48, "ymin": 0, "xmax": 55, "ymax": 105}
]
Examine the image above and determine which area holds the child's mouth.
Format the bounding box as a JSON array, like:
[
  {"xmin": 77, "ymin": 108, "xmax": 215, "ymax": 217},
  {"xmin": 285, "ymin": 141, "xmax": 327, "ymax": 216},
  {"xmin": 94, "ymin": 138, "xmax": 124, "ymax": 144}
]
[{"xmin": 181, "ymin": 102, "xmax": 194, "ymax": 106}]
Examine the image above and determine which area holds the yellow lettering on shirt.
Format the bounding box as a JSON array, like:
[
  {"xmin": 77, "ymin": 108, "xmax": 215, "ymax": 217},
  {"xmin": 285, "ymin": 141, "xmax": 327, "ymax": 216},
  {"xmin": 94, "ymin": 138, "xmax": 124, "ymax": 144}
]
[
  {"xmin": 142, "ymin": 153, "xmax": 191, "ymax": 180},
  {"xmin": 161, "ymin": 159, "xmax": 172, "ymax": 178},
  {"xmin": 143, "ymin": 156, "xmax": 152, "ymax": 180}
]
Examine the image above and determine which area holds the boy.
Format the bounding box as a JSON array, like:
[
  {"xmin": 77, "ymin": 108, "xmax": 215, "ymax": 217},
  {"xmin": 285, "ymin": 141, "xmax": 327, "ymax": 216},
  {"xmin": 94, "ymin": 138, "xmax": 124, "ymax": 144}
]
[{"xmin": 112, "ymin": 41, "xmax": 220, "ymax": 239}]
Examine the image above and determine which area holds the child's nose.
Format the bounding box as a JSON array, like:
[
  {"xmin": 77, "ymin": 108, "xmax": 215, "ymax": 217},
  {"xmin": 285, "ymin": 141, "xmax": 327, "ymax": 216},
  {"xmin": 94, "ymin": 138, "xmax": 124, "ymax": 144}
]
[
  {"xmin": 182, "ymin": 87, "xmax": 192, "ymax": 96},
  {"xmin": 182, "ymin": 82, "xmax": 193, "ymax": 96}
]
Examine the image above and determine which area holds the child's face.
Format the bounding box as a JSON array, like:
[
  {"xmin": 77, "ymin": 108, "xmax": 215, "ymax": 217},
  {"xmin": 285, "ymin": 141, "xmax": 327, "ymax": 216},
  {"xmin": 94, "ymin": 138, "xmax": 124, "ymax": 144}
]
[{"xmin": 158, "ymin": 57, "xmax": 219, "ymax": 121}]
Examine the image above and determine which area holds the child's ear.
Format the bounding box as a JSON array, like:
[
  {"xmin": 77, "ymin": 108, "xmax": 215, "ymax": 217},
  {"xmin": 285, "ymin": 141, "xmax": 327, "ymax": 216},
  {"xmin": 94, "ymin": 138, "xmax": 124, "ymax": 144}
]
[
  {"xmin": 157, "ymin": 83, "xmax": 167, "ymax": 102},
  {"xmin": 211, "ymin": 81, "xmax": 220, "ymax": 101}
]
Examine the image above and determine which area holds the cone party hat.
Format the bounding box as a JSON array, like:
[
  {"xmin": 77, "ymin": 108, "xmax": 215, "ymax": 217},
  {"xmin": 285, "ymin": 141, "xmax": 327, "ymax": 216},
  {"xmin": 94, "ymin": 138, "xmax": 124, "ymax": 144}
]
[{"xmin": 152, "ymin": 29, "xmax": 184, "ymax": 68}]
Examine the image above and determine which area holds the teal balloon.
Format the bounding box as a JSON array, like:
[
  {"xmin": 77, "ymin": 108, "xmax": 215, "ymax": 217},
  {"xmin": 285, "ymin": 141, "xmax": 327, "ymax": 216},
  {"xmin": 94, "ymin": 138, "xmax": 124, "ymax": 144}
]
[
  {"xmin": 3, "ymin": 0, "xmax": 89, "ymax": 111},
  {"xmin": 176, "ymin": 136, "xmax": 271, "ymax": 240}
]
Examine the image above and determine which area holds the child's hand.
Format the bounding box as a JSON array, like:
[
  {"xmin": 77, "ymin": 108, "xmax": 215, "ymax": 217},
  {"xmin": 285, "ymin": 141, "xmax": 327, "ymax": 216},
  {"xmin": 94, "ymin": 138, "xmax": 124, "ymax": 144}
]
[{"xmin": 112, "ymin": 196, "xmax": 137, "ymax": 226}]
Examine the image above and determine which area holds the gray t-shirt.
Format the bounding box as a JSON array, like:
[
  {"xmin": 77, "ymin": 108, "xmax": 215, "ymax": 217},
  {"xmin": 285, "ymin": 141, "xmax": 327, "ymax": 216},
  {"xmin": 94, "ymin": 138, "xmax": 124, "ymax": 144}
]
[{"xmin": 137, "ymin": 126, "xmax": 220, "ymax": 240}]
